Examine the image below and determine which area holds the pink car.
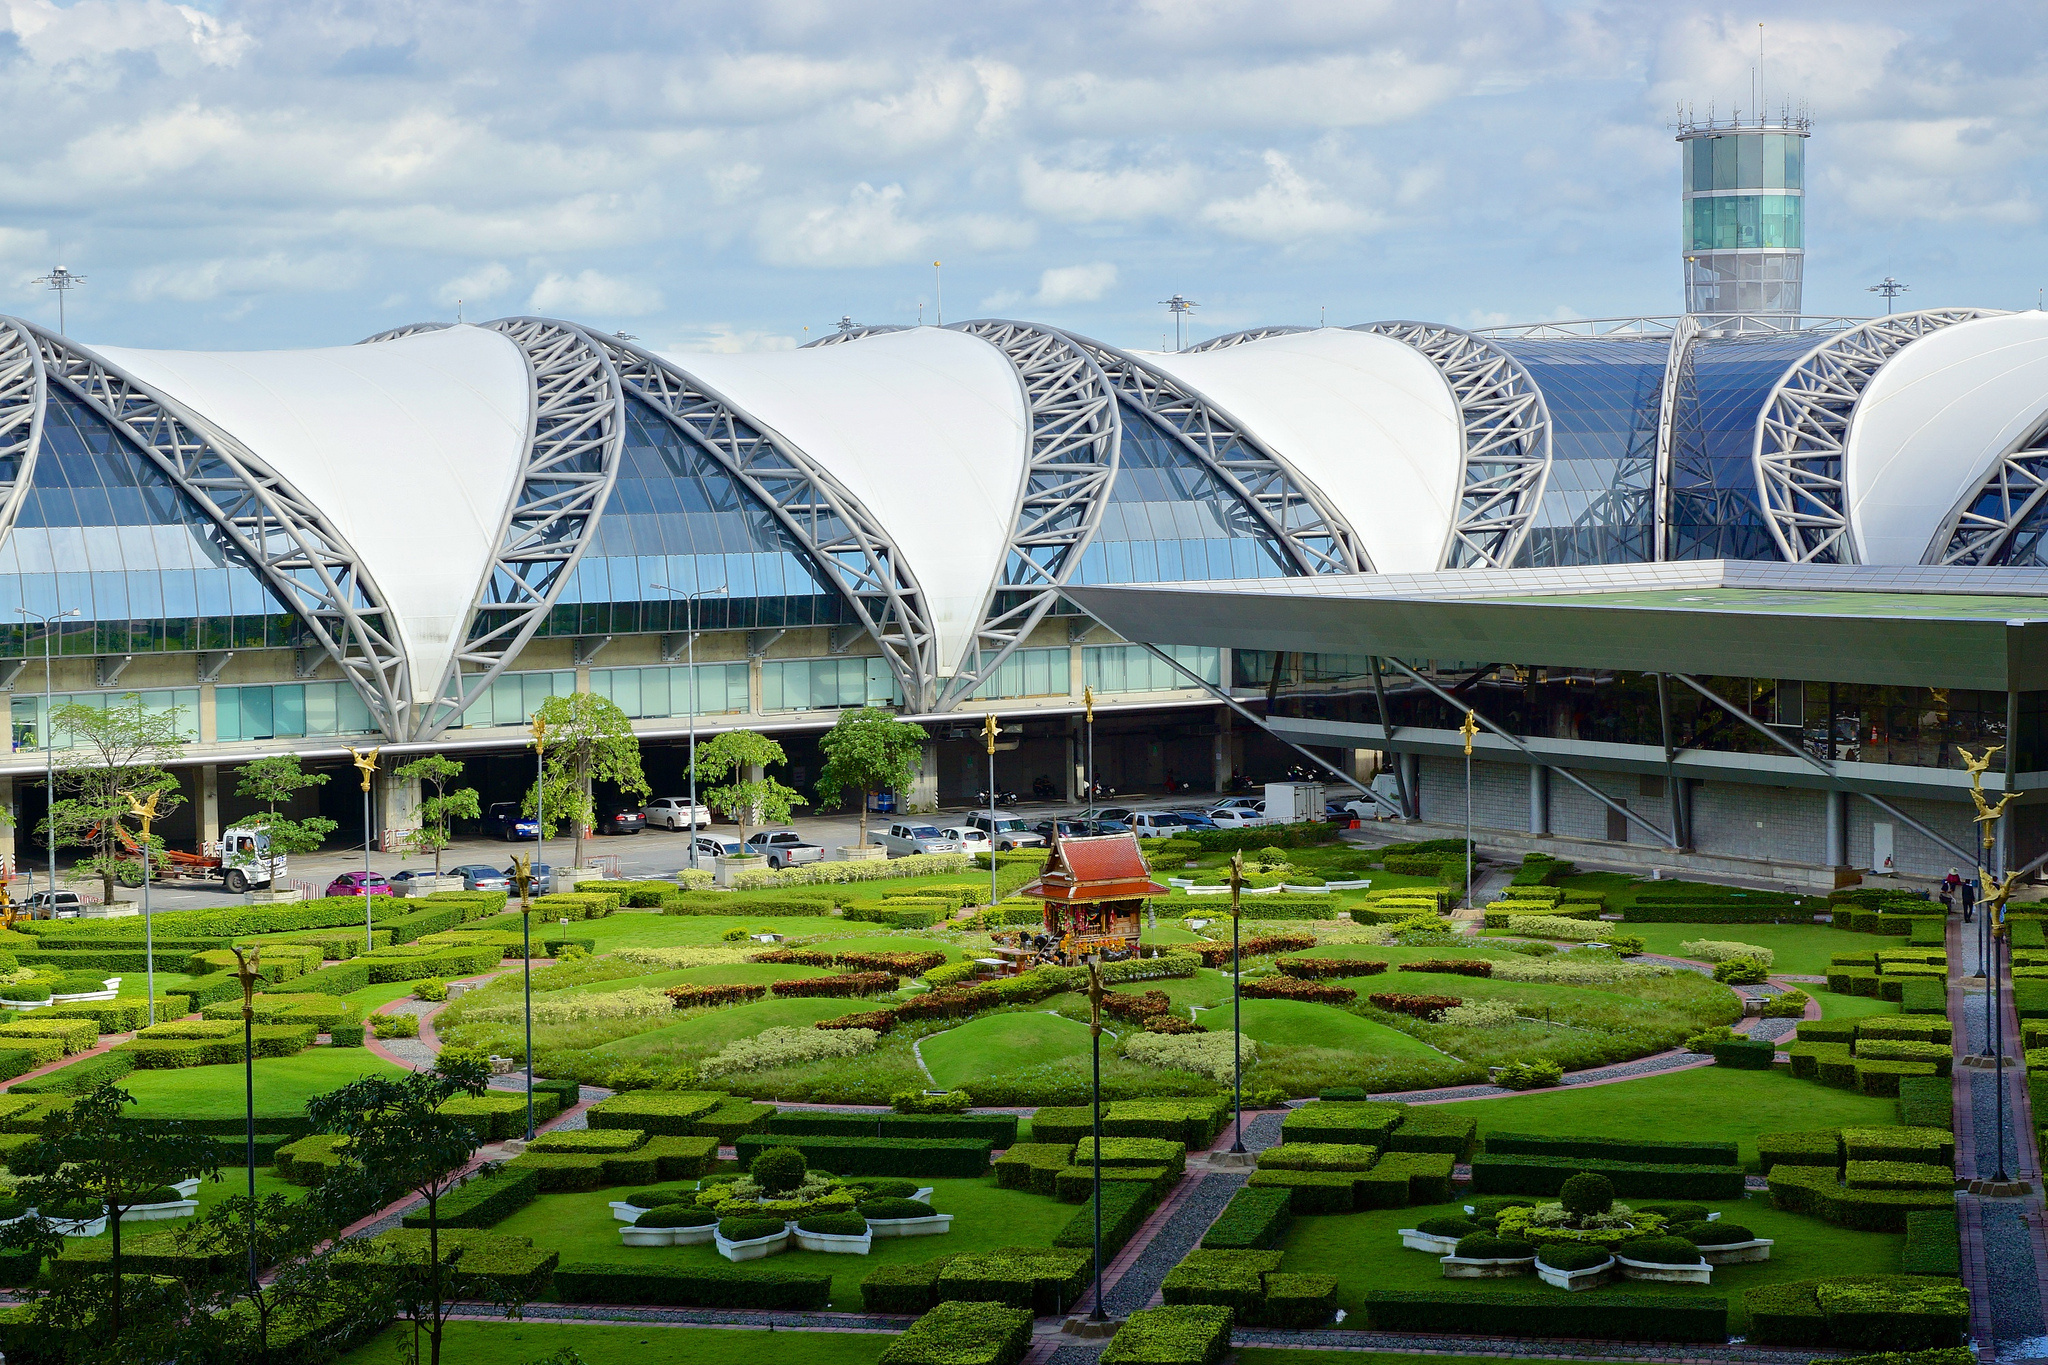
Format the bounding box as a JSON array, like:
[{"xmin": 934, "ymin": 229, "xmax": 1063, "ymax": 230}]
[{"xmin": 325, "ymin": 871, "xmax": 393, "ymax": 898}]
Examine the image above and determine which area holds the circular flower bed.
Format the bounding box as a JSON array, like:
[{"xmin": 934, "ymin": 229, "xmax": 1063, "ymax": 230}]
[
  {"xmin": 1533, "ymin": 1241, "xmax": 1611, "ymax": 1272},
  {"xmin": 1616, "ymin": 1235, "xmax": 1707, "ymax": 1267},
  {"xmin": 635, "ymin": 1205, "xmax": 717, "ymax": 1229}
]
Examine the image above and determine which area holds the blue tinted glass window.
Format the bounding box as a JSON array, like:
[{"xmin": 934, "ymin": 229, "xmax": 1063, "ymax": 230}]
[
  {"xmin": 541, "ymin": 394, "xmax": 853, "ymax": 637},
  {"xmin": 0, "ymin": 391, "xmax": 302, "ymax": 657},
  {"xmin": 1667, "ymin": 331, "xmax": 1823, "ymax": 560},
  {"xmin": 1499, "ymin": 338, "xmax": 1667, "ymax": 566},
  {"xmin": 1072, "ymin": 401, "xmax": 1291, "ymax": 585}
]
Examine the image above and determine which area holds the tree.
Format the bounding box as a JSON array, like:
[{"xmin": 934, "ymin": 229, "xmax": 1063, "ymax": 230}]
[
  {"xmin": 307, "ymin": 1052, "xmax": 513, "ymax": 1365},
  {"xmin": 694, "ymin": 730, "xmax": 806, "ymax": 847},
  {"xmin": 177, "ymin": 1186, "xmax": 382, "ymax": 1365},
  {"xmin": 45, "ymin": 695, "xmax": 187, "ymax": 906},
  {"xmin": 0, "ymin": 1082, "xmax": 222, "ymax": 1349},
  {"xmin": 397, "ymin": 754, "xmax": 480, "ymax": 877},
  {"xmin": 521, "ymin": 693, "xmax": 648, "ymax": 871},
  {"xmin": 815, "ymin": 707, "xmax": 928, "ymax": 847},
  {"xmin": 233, "ymin": 754, "xmax": 337, "ymax": 856}
]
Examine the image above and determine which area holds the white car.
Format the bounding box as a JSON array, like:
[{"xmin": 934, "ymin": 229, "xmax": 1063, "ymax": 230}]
[
  {"xmin": 1127, "ymin": 811, "xmax": 1192, "ymax": 836},
  {"xmin": 875, "ymin": 822, "xmax": 960, "ymax": 856},
  {"xmin": 643, "ymin": 797, "xmax": 711, "ymax": 831},
  {"xmin": 1206, "ymin": 807, "xmax": 1267, "ymax": 830},
  {"xmin": 966, "ymin": 813, "xmax": 1046, "ymax": 851},
  {"xmin": 940, "ymin": 826, "xmax": 992, "ymax": 854},
  {"xmin": 693, "ymin": 834, "xmax": 743, "ymax": 861},
  {"xmin": 1214, "ymin": 797, "xmax": 1265, "ymax": 813}
]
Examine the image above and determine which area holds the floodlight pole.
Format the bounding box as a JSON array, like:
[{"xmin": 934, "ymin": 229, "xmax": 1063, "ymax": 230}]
[
  {"xmin": 349, "ymin": 749, "xmax": 379, "ymax": 952},
  {"xmin": 33, "ymin": 267, "xmax": 84, "ymax": 334},
  {"xmin": 1083, "ymin": 685, "xmax": 1096, "ymax": 829},
  {"xmin": 1460, "ymin": 710, "xmax": 1479, "ymax": 909}
]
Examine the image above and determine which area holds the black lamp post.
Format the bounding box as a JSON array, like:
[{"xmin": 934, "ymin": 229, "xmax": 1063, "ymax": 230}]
[
  {"xmin": 1086, "ymin": 954, "xmax": 1106, "ymax": 1322},
  {"xmin": 229, "ymin": 945, "xmax": 262, "ymax": 1292},
  {"xmin": 1229, "ymin": 849, "xmax": 1245, "ymax": 1154}
]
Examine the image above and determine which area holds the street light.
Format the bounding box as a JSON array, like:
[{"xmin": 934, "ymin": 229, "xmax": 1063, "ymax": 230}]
[
  {"xmin": 525, "ymin": 712, "xmax": 547, "ymax": 1142},
  {"xmin": 347, "ymin": 748, "xmax": 380, "ymax": 952},
  {"xmin": 32, "ymin": 267, "xmax": 84, "ymax": 334},
  {"xmin": 228, "ymin": 944, "xmax": 263, "ymax": 1293},
  {"xmin": 120, "ymin": 789, "xmax": 163, "ymax": 1026},
  {"xmin": 1228, "ymin": 850, "xmax": 1245, "ymax": 1156},
  {"xmin": 17, "ymin": 607, "xmax": 79, "ymax": 907},
  {"xmin": 983, "ymin": 714, "xmax": 1001, "ymax": 910},
  {"xmin": 1083, "ymin": 952, "xmax": 1107, "ymax": 1323},
  {"xmin": 651, "ymin": 582, "xmax": 729, "ymax": 870}
]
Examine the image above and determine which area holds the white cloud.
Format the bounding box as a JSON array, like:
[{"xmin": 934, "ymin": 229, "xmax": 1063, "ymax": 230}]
[
  {"xmin": 756, "ymin": 183, "xmax": 929, "ymax": 268},
  {"xmin": 1200, "ymin": 151, "xmax": 1379, "ymax": 242},
  {"xmin": 437, "ymin": 262, "xmax": 513, "ymax": 307},
  {"xmin": 1035, "ymin": 262, "xmax": 1118, "ymax": 306},
  {"xmin": 667, "ymin": 325, "xmax": 800, "ymax": 353},
  {"xmin": 1018, "ymin": 156, "xmax": 1200, "ymax": 223},
  {"xmin": 130, "ymin": 251, "xmax": 362, "ymax": 303},
  {"xmin": 528, "ymin": 269, "xmax": 662, "ymax": 317}
]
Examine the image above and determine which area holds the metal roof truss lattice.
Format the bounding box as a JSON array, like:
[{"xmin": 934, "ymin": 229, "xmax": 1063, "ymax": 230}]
[
  {"xmin": 1350, "ymin": 321, "xmax": 1552, "ymax": 568},
  {"xmin": 1754, "ymin": 308, "xmax": 2003, "ymax": 564},
  {"xmin": 27, "ymin": 323, "xmax": 413, "ymax": 736},
  {"xmin": 1927, "ymin": 416, "xmax": 2048, "ymax": 566},
  {"xmin": 0, "ymin": 320, "xmax": 44, "ymax": 548}
]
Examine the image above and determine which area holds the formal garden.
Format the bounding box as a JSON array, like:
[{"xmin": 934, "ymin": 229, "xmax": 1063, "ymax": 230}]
[{"xmin": 0, "ymin": 814, "xmax": 1990, "ymax": 1365}]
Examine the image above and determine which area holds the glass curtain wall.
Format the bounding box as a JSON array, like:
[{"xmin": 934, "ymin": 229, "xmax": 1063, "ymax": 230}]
[
  {"xmin": 11, "ymin": 687, "xmax": 201, "ymax": 750},
  {"xmin": 1666, "ymin": 331, "xmax": 1821, "ymax": 560},
  {"xmin": 590, "ymin": 663, "xmax": 750, "ymax": 719},
  {"xmin": 761, "ymin": 657, "xmax": 898, "ymax": 711},
  {"xmin": 213, "ymin": 682, "xmax": 376, "ymax": 742},
  {"xmin": 1499, "ymin": 338, "xmax": 1667, "ymax": 566},
  {"xmin": 1085, "ymin": 644, "xmax": 1220, "ymax": 693}
]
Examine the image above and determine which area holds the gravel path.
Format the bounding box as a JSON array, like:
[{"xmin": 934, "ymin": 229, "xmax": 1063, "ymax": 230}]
[
  {"xmin": 1231, "ymin": 1328, "xmax": 1855, "ymax": 1362},
  {"xmin": 1980, "ymin": 1201, "xmax": 2047, "ymax": 1347},
  {"xmin": 1103, "ymin": 1174, "xmax": 1247, "ymax": 1315},
  {"xmin": 487, "ymin": 1304, "xmax": 909, "ymax": 1331}
]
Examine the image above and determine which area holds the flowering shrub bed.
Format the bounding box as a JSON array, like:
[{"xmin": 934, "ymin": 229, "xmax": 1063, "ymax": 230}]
[
  {"xmin": 664, "ymin": 983, "xmax": 768, "ymax": 1010},
  {"xmin": 770, "ymin": 972, "xmax": 899, "ymax": 998},
  {"xmin": 1679, "ymin": 939, "xmax": 1776, "ymax": 967},
  {"xmin": 1242, "ymin": 977, "xmax": 1358, "ymax": 1005},
  {"xmin": 698, "ymin": 1024, "xmax": 882, "ymax": 1079},
  {"xmin": 1487, "ymin": 956, "xmax": 1668, "ymax": 985},
  {"xmin": 1399, "ymin": 959, "xmax": 1493, "ymax": 978},
  {"xmin": 464, "ymin": 987, "xmax": 676, "ymax": 1026},
  {"xmin": 818, "ymin": 1010, "xmax": 897, "ymax": 1032},
  {"xmin": 1123, "ymin": 1029, "xmax": 1258, "ymax": 1083},
  {"xmin": 1103, "ymin": 991, "xmax": 1172, "ymax": 1023},
  {"xmin": 1367, "ymin": 993, "xmax": 1462, "ymax": 1020},
  {"xmin": 1276, "ymin": 957, "xmax": 1387, "ymax": 979},
  {"xmin": 724, "ymin": 852, "xmax": 972, "ymax": 890}
]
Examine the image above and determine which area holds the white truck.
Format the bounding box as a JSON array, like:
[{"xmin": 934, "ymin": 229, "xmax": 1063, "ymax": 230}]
[
  {"xmin": 1262, "ymin": 781, "xmax": 1326, "ymax": 825},
  {"xmin": 211, "ymin": 826, "xmax": 286, "ymax": 893}
]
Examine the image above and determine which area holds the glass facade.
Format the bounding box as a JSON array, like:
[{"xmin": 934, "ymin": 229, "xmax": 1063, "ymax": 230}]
[
  {"xmin": 1666, "ymin": 331, "xmax": 1820, "ymax": 560},
  {"xmin": 1071, "ymin": 400, "xmax": 1292, "ymax": 585},
  {"xmin": 1084, "ymin": 643, "xmax": 1220, "ymax": 693},
  {"xmin": 761, "ymin": 656, "xmax": 898, "ymax": 712},
  {"xmin": 972, "ymin": 647, "xmax": 1069, "ymax": 700},
  {"xmin": 0, "ymin": 390, "xmax": 306, "ymax": 659},
  {"xmin": 1685, "ymin": 194, "xmax": 1803, "ymax": 251},
  {"xmin": 1685, "ymin": 132, "xmax": 1805, "ymax": 192},
  {"xmin": 541, "ymin": 395, "xmax": 855, "ymax": 638},
  {"xmin": 214, "ymin": 682, "xmax": 377, "ymax": 742},
  {"xmin": 1260, "ymin": 655, "xmax": 2044, "ymax": 772},
  {"xmin": 591, "ymin": 662, "xmax": 750, "ymax": 719},
  {"xmin": 457, "ymin": 669, "xmax": 575, "ymax": 729},
  {"xmin": 11, "ymin": 687, "xmax": 200, "ymax": 751},
  {"xmin": 1500, "ymin": 339, "xmax": 1667, "ymax": 566}
]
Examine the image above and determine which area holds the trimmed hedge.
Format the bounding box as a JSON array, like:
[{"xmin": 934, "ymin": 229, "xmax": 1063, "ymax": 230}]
[
  {"xmin": 1767, "ymin": 1165, "xmax": 1954, "ymax": 1232},
  {"xmin": 1100, "ymin": 1304, "xmax": 1234, "ymax": 1365},
  {"xmin": 1053, "ymin": 1163, "xmax": 1175, "ymax": 1204},
  {"xmin": 767, "ymin": 1112, "xmax": 1020, "ymax": 1145},
  {"xmin": 862, "ymin": 1256, "xmax": 962, "ymax": 1314},
  {"xmin": 1362, "ymin": 1289, "xmax": 1728, "ymax": 1342},
  {"xmin": 1381, "ymin": 1108, "xmax": 1477, "ymax": 1159},
  {"xmin": 1480, "ymin": 1131, "xmax": 1738, "ymax": 1166},
  {"xmin": 554, "ymin": 1261, "xmax": 830, "ymax": 1309},
  {"xmin": 1279, "ymin": 1100, "xmax": 1406, "ymax": 1146},
  {"xmin": 1247, "ymin": 1168, "xmax": 1364, "ymax": 1214},
  {"xmin": 1200, "ymin": 1185, "xmax": 1293, "ymax": 1250},
  {"xmin": 585, "ymin": 1090, "xmax": 729, "ymax": 1136},
  {"xmin": 994, "ymin": 1143, "xmax": 1076, "ymax": 1197},
  {"xmin": 1757, "ymin": 1129, "xmax": 1841, "ymax": 1173},
  {"xmin": 438, "ymin": 1091, "xmax": 565, "ymax": 1141},
  {"xmin": 1746, "ymin": 1276, "xmax": 1967, "ymax": 1350},
  {"xmin": 1255, "ymin": 1142, "xmax": 1376, "ymax": 1172},
  {"xmin": 1897, "ymin": 1077, "xmax": 1954, "ymax": 1130},
  {"xmin": 1051, "ymin": 1180, "xmax": 1158, "ymax": 1259},
  {"xmin": 1842, "ymin": 1125, "xmax": 1953, "ymax": 1166},
  {"xmin": 1713, "ymin": 1037, "xmax": 1778, "ymax": 1069},
  {"xmin": 402, "ymin": 1168, "xmax": 538, "ymax": 1229},
  {"xmin": 1902, "ymin": 1209, "xmax": 1961, "ymax": 1277},
  {"xmin": 880, "ymin": 1302, "xmax": 1034, "ymax": 1365},
  {"xmin": 734, "ymin": 1133, "xmax": 992, "ymax": 1178},
  {"xmin": 1375, "ymin": 1151, "xmax": 1456, "ymax": 1205},
  {"xmin": 937, "ymin": 1247, "xmax": 1093, "ymax": 1315},
  {"xmin": 1470, "ymin": 1154, "xmax": 1745, "ymax": 1200},
  {"xmin": 1030, "ymin": 1098, "xmax": 1226, "ymax": 1149}
]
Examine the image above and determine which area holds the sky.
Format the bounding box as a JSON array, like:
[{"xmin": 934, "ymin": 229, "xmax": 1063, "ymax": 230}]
[{"xmin": 0, "ymin": 0, "xmax": 2043, "ymax": 354}]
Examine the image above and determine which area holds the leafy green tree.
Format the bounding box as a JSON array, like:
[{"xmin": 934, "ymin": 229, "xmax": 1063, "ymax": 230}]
[
  {"xmin": 0, "ymin": 1082, "xmax": 221, "ymax": 1348},
  {"xmin": 695, "ymin": 730, "xmax": 806, "ymax": 847},
  {"xmin": 45, "ymin": 695, "xmax": 187, "ymax": 906},
  {"xmin": 308, "ymin": 1052, "xmax": 510, "ymax": 1365},
  {"xmin": 177, "ymin": 1184, "xmax": 383, "ymax": 1365},
  {"xmin": 233, "ymin": 754, "xmax": 338, "ymax": 856},
  {"xmin": 816, "ymin": 707, "xmax": 928, "ymax": 847},
  {"xmin": 397, "ymin": 754, "xmax": 480, "ymax": 877},
  {"xmin": 521, "ymin": 693, "xmax": 648, "ymax": 871}
]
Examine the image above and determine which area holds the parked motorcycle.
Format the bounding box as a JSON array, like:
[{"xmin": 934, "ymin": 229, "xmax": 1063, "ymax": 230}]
[
  {"xmin": 1031, "ymin": 775, "xmax": 1057, "ymax": 801},
  {"xmin": 976, "ymin": 788, "xmax": 1021, "ymax": 808}
]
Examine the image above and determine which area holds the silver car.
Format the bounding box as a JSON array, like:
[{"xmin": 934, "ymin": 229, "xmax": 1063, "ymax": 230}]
[
  {"xmin": 874, "ymin": 822, "xmax": 960, "ymax": 856},
  {"xmin": 643, "ymin": 796, "xmax": 711, "ymax": 831}
]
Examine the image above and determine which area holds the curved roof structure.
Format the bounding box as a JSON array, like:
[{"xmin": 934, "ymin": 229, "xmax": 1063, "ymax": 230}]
[{"xmin": 0, "ymin": 301, "xmax": 2040, "ymax": 738}]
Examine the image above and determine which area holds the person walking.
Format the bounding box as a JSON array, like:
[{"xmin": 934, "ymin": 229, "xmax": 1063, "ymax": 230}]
[
  {"xmin": 1961, "ymin": 876, "xmax": 1977, "ymax": 924},
  {"xmin": 1942, "ymin": 867, "xmax": 1963, "ymax": 916}
]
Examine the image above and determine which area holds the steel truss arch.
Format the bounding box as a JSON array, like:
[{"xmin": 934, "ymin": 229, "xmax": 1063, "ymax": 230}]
[
  {"xmin": 25, "ymin": 323, "xmax": 412, "ymax": 736},
  {"xmin": 1753, "ymin": 307, "xmax": 2004, "ymax": 564},
  {"xmin": 938, "ymin": 319, "xmax": 1121, "ymax": 711},
  {"xmin": 592, "ymin": 334, "xmax": 940, "ymax": 711},
  {"xmin": 1350, "ymin": 320, "xmax": 1552, "ymax": 568},
  {"xmin": 403, "ymin": 317, "xmax": 626, "ymax": 738},
  {"xmin": 1057, "ymin": 331, "xmax": 1369, "ymax": 576},
  {"xmin": 804, "ymin": 325, "xmax": 908, "ymax": 347},
  {"xmin": 1181, "ymin": 326, "xmax": 1310, "ymax": 354},
  {"xmin": 1924, "ymin": 415, "xmax": 2048, "ymax": 566},
  {"xmin": 0, "ymin": 320, "xmax": 45, "ymax": 551},
  {"xmin": 1652, "ymin": 314, "xmax": 1702, "ymax": 560}
]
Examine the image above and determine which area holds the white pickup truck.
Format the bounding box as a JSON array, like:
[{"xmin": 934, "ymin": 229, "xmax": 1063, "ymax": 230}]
[
  {"xmin": 874, "ymin": 822, "xmax": 960, "ymax": 856},
  {"xmin": 744, "ymin": 830, "xmax": 823, "ymax": 870}
]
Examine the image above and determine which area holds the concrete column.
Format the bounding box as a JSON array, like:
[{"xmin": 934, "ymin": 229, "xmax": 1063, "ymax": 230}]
[
  {"xmin": 1065, "ymin": 718, "xmax": 1084, "ymax": 802},
  {"xmin": 1528, "ymin": 764, "xmax": 1549, "ymax": 835},
  {"xmin": 907, "ymin": 742, "xmax": 939, "ymax": 813},
  {"xmin": 378, "ymin": 768, "xmax": 421, "ymax": 851},
  {"xmin": 197, "ymin": 684, "xmax": 217, "ymax": 744},
  {"xmin": 199, "ymin": 765, "xmax": 221, "ymax": 848},
  {"xmin": 748, "ymin": 659, "xmax": 764, "ymax": 716},
  {"xmin": 1674, "ymin": 778, "xmax": 1694, "ymax": 850},
  {"xmin": 1401, "ymin": 753, "xmax": 1421, "ymax": 819},
  {"xmin": 1211, "ymin": 706, "xmax": 1231, "ymax": 794},
  {"xmin": 0, "ymin": 777, "xmax": 14, "ymax": 883},
  {"xmin": 1825, "ymin": 789, "xmax": 1848, "ymax": 868}
]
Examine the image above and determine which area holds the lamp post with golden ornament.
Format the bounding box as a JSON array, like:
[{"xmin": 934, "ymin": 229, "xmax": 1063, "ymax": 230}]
[
  {"xmin": 120, "ymin": 787, "xmax": 163, "ymax": 1025},
  {"xmin": 229, "ymin": 943, "xmax": 262, "ymax": 1291},
  {"xmin": 1460, "ymin": 708, "xmax": 1479, "ymax": 909},
  {"xmin": 1960, "ymin": 744, "xmax": 2022, "ymax": 1184},
  {"xmin": 984, "ymin": 713, "xmax": 1001, "ymax": 909},
  {"xmin": 348, "ymin": 746, "xmax": 380, "ymax": 953},
  {"xmin": 509, "ymin": 848, "xmax": 539, "ymax": 1140}
]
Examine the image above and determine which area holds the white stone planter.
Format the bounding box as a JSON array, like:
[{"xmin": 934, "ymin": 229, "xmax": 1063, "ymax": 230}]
[
  {"xmin": 1440, "ymin": 1255, "xmax": 1534, "ymax": 1278},
  {"xmin": 1399, "ymin": 1229, "xmax": 1464, "ymax": 1255},
  {"xmin": 1535, "ymin": 1254, "xmax": 1615, "ymax": 1290},
  {"xmin": 78, "ymin": 904, "xmax": 139, "ymax": 918},
  {"xmin": 244, "ymin": 888, "xmax": 303, "ymax": 904},
  {"xmin": 125, "ymin": 1198, "xmax": 199, "ymax": 1222},
  {"xmin": 713, "ymin": 855, "xmax": 768, "ymax": 889},
  {"xmin": 838, "ymin": 845, "xmax": 887, "ymax": 862},
  {"xmin": 3, "ymin": 996, "xmax": 54, "ymax": 1011},
  {"xmin": 51, "ymin": 1215, "xmax": 107, "ymax": 1237},
  {"xmin": 173, "ymin": 1179, "xmax": 201, "ymax": 1198},
  {"xmin": 793, "ymin": 1227, "xmax": 873, "ymax": 1254},
  {"xmin": 715, "ymin": 1228, "xmax": 788, "ymax": 1261},
  {"xmin": 866, "ymin": 1213, "xmax": 953, "ymax": 1238},
  {"xmin": 1697, "ymin": 1238, "xmax": 1773, "ymax": 1265},
  {"xmin": 620, "ymin": 1223, "xmax": 717, "ymax": 1247},
  {"xmin": 1615, "ymin": 1255, "xmax": 1712, "ymax": 1284},
  {"xmin": 610, "ymin": 1201, "xmax": 656, "ymax": 1223},
  {"xmin": 554, "ymin": 868, "xmax": 611, "ymax": 892},
  {"xmin": 1323, "ymin": 879, "xmax": 1370, "ymax": 890},
  {"xmin": 52, "ymin": 988, "xmax": 118, "ymax": 1003}
]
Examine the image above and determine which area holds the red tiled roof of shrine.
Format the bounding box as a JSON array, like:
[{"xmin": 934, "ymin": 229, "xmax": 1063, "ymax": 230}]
[{"xmin": 1017, "ymin": 833, "xmax": 1169, "ymax": 903}]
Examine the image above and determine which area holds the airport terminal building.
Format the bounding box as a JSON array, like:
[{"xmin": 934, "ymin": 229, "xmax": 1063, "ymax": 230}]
[{"xmin": 0, "ymin": 115, "xmax": 2044, "ymax": 881}]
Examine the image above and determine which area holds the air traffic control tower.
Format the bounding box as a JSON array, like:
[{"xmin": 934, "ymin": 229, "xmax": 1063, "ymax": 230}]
[{"xmin": 1677, "ymin": 110, "xmax": 1810, "ymax": 323}]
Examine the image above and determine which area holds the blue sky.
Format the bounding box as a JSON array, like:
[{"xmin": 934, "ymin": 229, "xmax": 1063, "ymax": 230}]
[{"xmin": 0, "ymin": 0, "xmax": 2042, "ymax": 352}]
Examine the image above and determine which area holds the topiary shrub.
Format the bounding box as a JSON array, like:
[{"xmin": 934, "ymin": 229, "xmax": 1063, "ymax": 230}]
[
  {"xmin": 1534, "ymin": 1242, "xmax": 1611, "ymax": 1272},
  {"xmin": 413, "ymin": 978, "xmax": 449, "ymax": 1002},
  {"xmin": 1494, "ymin": 1060, "xmax": 1563, "ymax": 1090},
  {"xmin": 1470, "ymin": 1197, "xmax": 1536, "ymax": 1224},
  {"xmin": 1453, "ymin": 1233, "xmax": 1533, "ymax": 1260},
  {"xmin": 1559, "ymin": 1172, "xmax": 1615, "ymax": 1218},
  {"xmin": 370, "ymin": 1014, "xmax": 419, "ymax": 1039},
  {"xmin": 841, "ymin": 1178, "xmax": 921, "ymax": 1200},
  {"xmin": 1415, "ymin": 1216, "xmax": 1480, "ymax": 1237},
  {"xmin": 1676, "ymin": 1221, "xmax": 1753, "ymax": 1246},
  {"xmin": 718, "ymin": 1216, "xmax": 787, "ymax": 1242},
  {"xmin": 892, "ymin": 1089, "xmax": 972, "ymax": 1114},
  {"xmin": 1713, "ymin": 957, "xmax": 1771, "ymax": 985},
  {"xmin": 1619, "ymin": 1235, "xmax": 1705, "ymax": 1266},
  {"xmin": 750, "ymin": 1145, "xmax": 807, "ymax": 1194},
  {"xmin": 621, "ymin": 1188, "xmax": 696, "ymax": 1210},
  {"xmin": 859, "ymin": 1198, "xmax": 936, "ymax": 1220},
  {"xmin": 1635, "ymin": 1202, "xmax": 1709, "ymax": 1223},
  {"xmin": 635, "ymin": 1205, "xmax": 718, "ymax": 1228},
  {"xmin": 797, "ymin": 1213, "xmax": 869, "ymax": 1236}
]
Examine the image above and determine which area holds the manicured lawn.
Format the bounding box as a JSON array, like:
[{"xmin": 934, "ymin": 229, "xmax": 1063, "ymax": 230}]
[
  {"xmin": 1434, "ymin": 1064, "xmax": 1900, "ymax": 1166},
  {"xmin": 1279, "ymin": 1193, "xmax": 1903, "ymax": 1332},
  {"xmin": 1816, "ymin": 990, "xmax": 1899, "ymax": 1020},
  {"xmin": 1141, "ymin": 925, "xmax": 1203, "ymax": 944},
  {"xmin": 1205, "ymin": 998, "xmax": 1441, "ymax": 1058},
  {"xmin": 115, "ymin": 1047, "xmax": 412, "ymax": 1118},
  {"xmin": 75, "ymin": 1166, "xmax": 300, "ymax": 1242},
  {"xmin": 335, "ymin": 1324, "xmax": 892, "ymax": 1365},
  {"xmin": 1117, "ymin": 968, "xmax": 1237, "ymax": 1012},
  {"xmin": 572, "ymin": 913, "xmax": 882, "ymax": 952},
  {"xmin": 342, "ymin": 981, "xmax": 424, "ymax": 1012},
  {"xmin": 592, "ymin": 996, "xmax": 858, "ymax": 1060},
  {"xmin": 490, "ymin": 1174, "xmax": 1073, "ymax": 1310},
  {"xmin": 804, "ymin": 936, "xmax": 966, "ymax": 961},
  {"xmin": 921, "ymin": 1010, "xmax": 1094, "ymax": 1088},
  {"xmin": 1618, "ymin": 921, "xmax": 1888, "ymax": 976},
  {"xmin": 551, "ymin": 962, "xmax": 833, "ymax": 997},
  {"xmin": 121, "ymin": 972, "xmax": 205, "ymax": 1003}
]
